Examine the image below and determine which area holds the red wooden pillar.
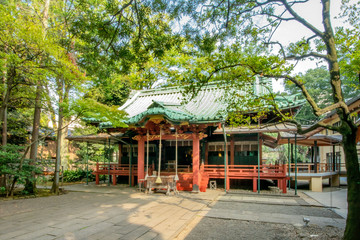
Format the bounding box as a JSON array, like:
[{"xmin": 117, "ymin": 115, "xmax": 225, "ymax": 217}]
[
  {"xmin": 192, "ymin": 133, "xmax": 200, "ymax": 192},
  {"xmin": 95, "ymin": 162, "xmax": 99, "ymax": 185},
  {"xmin": 253, "ymin": 178, "xmax": 257, "ymax": 192},
  {"xmin": 282, "ymin": 165, "xmax": 287, "ymax": 193},
  {"xmin": 282, "ymin": 179, "xmax": 287, "ymax": 193},
  {"xmin": 112, "ymin": 175, "xmax": 117, "ymax": 185},
  {"xmin": 226, "ymin": 164, "xmax": 230, "ymax": 191},
  {"xmin": 137, "ymin": 137, "xmax": 145, "ymax": 183}
]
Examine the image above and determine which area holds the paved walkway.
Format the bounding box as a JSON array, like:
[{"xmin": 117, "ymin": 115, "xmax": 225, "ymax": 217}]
[
  {"xmin": 303, "ymin": 188, "xmax": 348, "ymax": 219},
  {"xmin": 0, "ymin": 183, "xmax": 346, "ymax": 240},
  {"xmin": 202, "ymin": 193, "xmax": 345, "ymax": 228},
  {"xmin": 0, "ymin": 184, "xmax": 219, "ymax": 240}
]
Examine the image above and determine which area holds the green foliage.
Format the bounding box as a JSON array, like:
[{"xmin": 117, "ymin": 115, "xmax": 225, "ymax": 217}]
[
  {"xmin": 285, "ymin": 66, "xmax": 359, "ymax": 123},
  {"xmin": 70, "ymin": 0, "xmax": 180, "ymax": 84},
  {"xmin": 0, "ymin": 144, "xmax": 42, "ymax": 197},
  {"xmin": 71, "ymin": 124, "xmax": 108, "ymax": 164},
  {"xmin": 160, "ymin": 0, "xmax": 360, "ymax": 124},
  {"xmin": 7, "ymin": 108, "xmax": 33, "ymax": 145},
  {"xmin": 74, "ymin": 98, "xmax": 128, "ymax": 128},
  {"xmin": 285, "ymin": 67, "xmax": 331, "ymax": 123},
  {"xmin": 62, "ymin": 169, "xmax": 94, "ymax": 182},
  {"xmin": 336, "ymin": 1, "xmax": 360, "ymax": 94}
]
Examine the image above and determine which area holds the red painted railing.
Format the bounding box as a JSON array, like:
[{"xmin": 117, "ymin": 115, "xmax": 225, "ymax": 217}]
[
  {"xmin": 163, "ymin": 165, "xmax": 192, "ymax": 173},
  {"xmin": 95, "ymin": 163, "xmax": 138, "ymax": 175},
  {"xmin": 94, "ymin": 163, "xmax": 192, "ymax": 175},
  {"xmin": 204, "ymin": 164, "xmax": 287, "ymax": 179}
]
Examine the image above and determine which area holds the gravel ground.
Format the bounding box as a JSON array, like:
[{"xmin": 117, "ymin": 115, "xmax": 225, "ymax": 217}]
[
  {"xmin": 213, "ymin": 201, "xmax": 342, "ymax": 219},
  {"xmin": 183, "ymin": 218, "xmax": 344, "ymax": 240}
]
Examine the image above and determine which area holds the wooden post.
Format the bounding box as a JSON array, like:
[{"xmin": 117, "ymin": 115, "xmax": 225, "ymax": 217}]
[
  {"xmin": 314, "ymin": 141, "xmax": 318, "ymax": 173},
  {"xmin": 282, "ymin": 179, "xmax": 287, "ymax": 193},
  {"xmin": 253, "ymin": 178, "xmax": 257, "ymax": 192},
  {"xmin": 192, "ymin": 133, "xmax": 200, "ymax": 192},
  {"xmin": 138, "ymin": 137, "xmax": 145, "ymax": 183},
  {"xmin": 118, "ymin": 144, "xmax": 122, "ymax": 165},
  {"xmin": 95, "ymin": 162, "xmax": 99, "ymax": 185},
  {"xmin": 112, "ymin": 175, "xmax": 116, "ymax": 185},
  {"xmin": 294, "ymin": 133, "xmax": 298, "ymax": 196},
  {"xmin": 129, "ymin": 143, "xmax": 132, "ymax": 186},
  {"xmin": 107, "ymin": 139, "xmax": 111, "ymax": 186},
  {"xmin": 288, "ymin": 138, "xmax": 291, "ymax": 190},
  {"xmin": 282, "ymin": 165, "xmax": 287, "ymax": 193},
  {"xmin": 226, "ymin": 164, "xmax": 230, "ymax": 191},
  {"xmin": 257, "ymin": 133, "xmax": 260, "ymax": 193},
  {"xmin": 259, "ymin": 134, "xmax": 263, "ymax": 165},
  {"xmin": 332, "ymin": 145, "xmax": 336, "ymax": 172},
  {"xmin": 205, "ymin": 142, "xmax": 209, "ymax": 165},
  {"xmin": 230, "ymin": 136, "xmax": 235, "ymax": 165}
]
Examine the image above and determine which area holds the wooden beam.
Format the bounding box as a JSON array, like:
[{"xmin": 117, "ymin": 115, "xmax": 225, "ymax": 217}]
[{"xmin": 132, "ymin": 133, "xmax": 207, "ymax": 141}]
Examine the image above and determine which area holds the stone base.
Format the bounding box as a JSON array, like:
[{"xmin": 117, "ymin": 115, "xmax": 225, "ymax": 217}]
[
  {"xmin": 310, "ymin": 177, "xmax": 323, "ymax": 192},
  {"xmin": 330, "ymin": 174, "xmax": 340, "ymax": 187},
  {"xmin": 191, "ymin": 184, "xmax": 200, "ymax": 193}
]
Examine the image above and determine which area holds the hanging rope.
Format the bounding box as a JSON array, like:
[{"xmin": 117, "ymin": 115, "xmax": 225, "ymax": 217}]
[
  {"xmin": 156, "ymin": 128, "xmax": 163, "ymax": 184},
  {"xmin": 145, "ymin": 129, "xmax": 149, "ymax": 180},
  {"xmin": 175, "ymin": 127, "xmax": 179, "ymax": 181}
]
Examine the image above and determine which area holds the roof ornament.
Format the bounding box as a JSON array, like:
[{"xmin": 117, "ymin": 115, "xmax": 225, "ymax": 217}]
[{"xmin": 155, "ymin": 127, "xmax": 163, "ymax": 184}]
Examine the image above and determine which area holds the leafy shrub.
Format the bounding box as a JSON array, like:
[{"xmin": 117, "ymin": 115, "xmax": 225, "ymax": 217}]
[
  {"xmin": 0, "ymin": 144, "xmax": 42, "ymax": 197},
  {"xmin": 62, "ymin": 168, "xmax": 95, "ymax": 182}
]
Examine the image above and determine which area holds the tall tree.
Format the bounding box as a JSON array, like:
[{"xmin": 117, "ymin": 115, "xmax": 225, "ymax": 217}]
[
  {"xmin": 0, "ymin": 0, "xmax": 77, "ymax": 191},
  {"xmin": 26, "ymin": 0, "xmax": 51, "ymax": 194},
  {"xmin": 163, "ymin": 1, "xmax": 359, "ymax": 238}
]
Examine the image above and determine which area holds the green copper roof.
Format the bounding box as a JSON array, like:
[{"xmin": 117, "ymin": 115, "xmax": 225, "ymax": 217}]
[
  {"xmin": 98, "ymin": 82, "xmax": 305, "ymax": 128},
  {"xmin": 119, "ymin": 84, "xmax": 228, "ymax": 126}
]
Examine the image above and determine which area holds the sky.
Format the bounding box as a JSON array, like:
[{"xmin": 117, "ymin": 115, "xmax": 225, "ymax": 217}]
[{"xmin": 270, "ymin": 0, "xmax": 351, "ymax": 92}]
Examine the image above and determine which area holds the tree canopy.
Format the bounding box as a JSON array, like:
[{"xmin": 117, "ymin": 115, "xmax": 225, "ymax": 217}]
[{"xmin": 0, "ymin": 1, "xmax": 359, "ymax": 238}]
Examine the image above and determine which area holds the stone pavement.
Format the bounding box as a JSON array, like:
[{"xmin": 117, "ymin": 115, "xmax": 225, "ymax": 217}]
[
  {"xmin": 0, "ymin": 184, "xmax": 219, "ymax": 240},
  {"xmin": 0, "ymin": 183, "xmax": 346, "ymax": 240},
  {"xmin": 303, "ymin": 188, "xmax": 348, "ymax": 219}
]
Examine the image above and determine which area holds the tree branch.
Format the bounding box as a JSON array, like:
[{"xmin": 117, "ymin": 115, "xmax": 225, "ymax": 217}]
[
  {"xmin": 280, "ymin": 0, "xmax": 324, "ymax": 38},
  {"xmin": 286, "ymin": 52, "xmax": 328, "ymax": 61}
]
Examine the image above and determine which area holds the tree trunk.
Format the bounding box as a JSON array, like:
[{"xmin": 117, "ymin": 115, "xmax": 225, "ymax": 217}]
[
  {"xmin": 0, "ymin": 75, "xmax": 12, "ymax": 146},
  {"xmin": 60, "ymin": 120, "xmax": 69, "ymax": 169},
  {"xmin": 44, "ymin": 84, "xmax": 57, "ymax": 132},
  {"xmin": 50, "ymin": 109, "xmax": 63, "ymax": 195},
  {"xmin": 24, "ymin": 0, "xmax": 51, "ymax": 194},
  {"xmin": 1, "ymin": 106, "xmax": 7, "ymax": 146},
  {"xmin": 342, "ymin": 120, "xmax": 360, "ymax": 240},
  {"xmin": 24, "ymin": 84, "xmax": 42, "ymax": 194}
]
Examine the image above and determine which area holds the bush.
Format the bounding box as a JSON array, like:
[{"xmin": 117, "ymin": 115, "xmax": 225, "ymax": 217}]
[
  {"xmin": 62, "ymin": 168, "xmax": 95, "ymax": 182},
  {"xmin": 0, "ymin": 144, "xmax": 42, "ymax": 197}
]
